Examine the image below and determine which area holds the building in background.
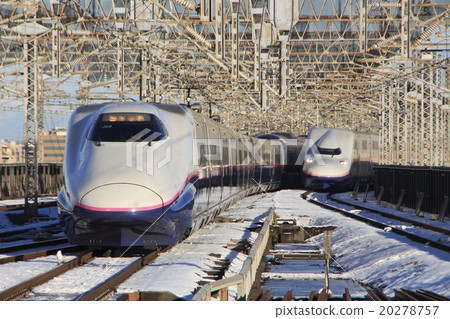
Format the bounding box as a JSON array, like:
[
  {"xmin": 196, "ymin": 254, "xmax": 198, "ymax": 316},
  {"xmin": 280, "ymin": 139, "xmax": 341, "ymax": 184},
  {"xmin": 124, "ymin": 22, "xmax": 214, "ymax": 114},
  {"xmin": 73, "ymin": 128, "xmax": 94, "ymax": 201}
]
[
  {"xmin": 0, "ymin": 140, "xmax": 25, "ymax": 163},
  {"xmin": 41, "ymin": 127, "xmax": 67, "ymax": 163}
]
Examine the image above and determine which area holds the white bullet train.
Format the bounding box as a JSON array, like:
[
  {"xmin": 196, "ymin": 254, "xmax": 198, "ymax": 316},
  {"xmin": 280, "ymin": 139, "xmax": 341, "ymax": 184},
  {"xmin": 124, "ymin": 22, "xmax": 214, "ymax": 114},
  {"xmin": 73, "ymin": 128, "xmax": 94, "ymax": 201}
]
[
  {"xmin": 57, "ymin": 102, "xmax": 285, "ymax": 247},
  {"xmin": 302, "ymin": 128, "xmax": 378, "ymax": 191}
]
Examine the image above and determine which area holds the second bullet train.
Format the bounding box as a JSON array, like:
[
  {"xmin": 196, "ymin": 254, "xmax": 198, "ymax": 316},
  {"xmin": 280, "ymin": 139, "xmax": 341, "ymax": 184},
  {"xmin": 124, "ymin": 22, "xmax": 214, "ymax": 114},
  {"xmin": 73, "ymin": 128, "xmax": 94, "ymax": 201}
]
[
  {"xmin": 57, "ymin": 102, "xmax": 285, "ymax": 247},
  {"xmin": 302, "ymin": 128, "xmax": 378, "ymax": 191}
]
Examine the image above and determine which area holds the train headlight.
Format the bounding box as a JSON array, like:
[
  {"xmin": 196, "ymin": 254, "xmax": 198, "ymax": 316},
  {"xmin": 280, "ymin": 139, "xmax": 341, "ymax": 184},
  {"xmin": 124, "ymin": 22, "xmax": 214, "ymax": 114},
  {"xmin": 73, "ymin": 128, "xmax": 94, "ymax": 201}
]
[
  {"xmin": 305, "ymin": 157, "xmax": 314, "ymax": 164},
  {"xmin": 339, "ymin": 160, "xmax": 348, "ymax": 165}
]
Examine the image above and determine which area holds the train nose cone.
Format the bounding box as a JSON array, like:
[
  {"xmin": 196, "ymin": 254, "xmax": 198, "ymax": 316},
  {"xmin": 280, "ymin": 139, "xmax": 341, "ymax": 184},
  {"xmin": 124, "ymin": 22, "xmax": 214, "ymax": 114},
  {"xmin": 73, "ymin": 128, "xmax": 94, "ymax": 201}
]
[
  {"xmin": 304, "ymin": 160, "xmax": 348, "ymax": 177},
  {"xmin": 80, "ymin": 183, "xmax": 163, "ymax": 213}
]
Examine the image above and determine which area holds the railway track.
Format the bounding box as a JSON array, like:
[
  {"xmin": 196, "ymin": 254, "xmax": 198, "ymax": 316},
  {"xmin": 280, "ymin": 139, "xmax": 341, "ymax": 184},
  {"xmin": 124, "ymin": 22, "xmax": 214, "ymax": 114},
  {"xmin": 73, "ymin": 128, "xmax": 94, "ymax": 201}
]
[
  {"xmin": 252, "ymin": 286, "xmax": 449, "ymax": 301},
  {"xmin": 0, "ymin": 244, "xmax": 80, "ymax": 265},
  {"xmin": 249, "ymin": 214, "xmax": 449, "ymax": 301},
  {"xmin": 0, "ymin": 193, "xmax": 278, "ymax": 301},
  {"xmin": 76, "ymin": 247, "xmax": 171, "ymax": 301},
  {"xmin": 331, "ymin": 193, "xmax": 450, "ymax": 236},
  {"xmin": 0, "ymin": 250, "xmax": 94, "ymax": 300},
  {"xmin": 304, "ymin": 192, "xmax": 450, "ymax": 253},
  {"xmin": 253, "ymin": 217, "xmax": 370, "ymax": 301},
  {"xmin": 0, "ymin": 199, "xmax": 57, "ymax": 212},
  {"xmin": 0, "ymin": 238, "xmax": 69, "ymax": 254},
  {"xmin": 0, "ymin": 205, "xmax": 61, "ymax": 242},
  {"xmin": 1, "ymin": 191, "xmax": 448, "ymax": 301},
  {"xmin": 0, "ymin": 247, "xmax": 170, "ymax": 301}
]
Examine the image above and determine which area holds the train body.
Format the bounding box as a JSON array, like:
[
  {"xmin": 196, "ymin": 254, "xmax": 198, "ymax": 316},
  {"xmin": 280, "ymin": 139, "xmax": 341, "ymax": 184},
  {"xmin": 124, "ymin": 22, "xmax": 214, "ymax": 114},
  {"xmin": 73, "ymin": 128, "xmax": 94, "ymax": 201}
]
[
  {"xmin": 257, "ymin": 133, "xmax": 307, "ymax": 188},
  {"xmin": 57, "ymin": 102, "xmax": 285, "ymax": 247},
  {"xmin": 301, "ymin": 128, "xmax": 378, "ymax": 191}
]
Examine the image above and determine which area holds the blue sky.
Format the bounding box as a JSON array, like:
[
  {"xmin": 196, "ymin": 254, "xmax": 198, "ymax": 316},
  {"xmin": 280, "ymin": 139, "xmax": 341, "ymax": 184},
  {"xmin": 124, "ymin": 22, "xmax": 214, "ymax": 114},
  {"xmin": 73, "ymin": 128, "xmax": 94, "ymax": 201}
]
[
  {"xmin": 0, "ymin": 110, "xmax": 70, "ymax": 142},
  {"xmin": 0, "ymin": 111, "xmax": 24, "ymax": 142}
]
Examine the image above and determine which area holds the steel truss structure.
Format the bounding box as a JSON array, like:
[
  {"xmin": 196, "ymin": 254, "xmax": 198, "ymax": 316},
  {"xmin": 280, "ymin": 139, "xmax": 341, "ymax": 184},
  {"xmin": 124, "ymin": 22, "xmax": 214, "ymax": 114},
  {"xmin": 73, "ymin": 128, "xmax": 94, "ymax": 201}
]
[{"xmin": 0, "ymin": 0, "xmax": 449, "ymax": 169}]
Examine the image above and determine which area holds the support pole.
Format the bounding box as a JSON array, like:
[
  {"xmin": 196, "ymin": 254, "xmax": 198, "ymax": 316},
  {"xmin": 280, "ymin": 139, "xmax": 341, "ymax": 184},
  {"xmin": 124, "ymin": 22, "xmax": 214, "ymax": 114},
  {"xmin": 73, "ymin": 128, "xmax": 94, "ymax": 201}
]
[
  {"xmin": 140, "ymin": 48, "xmax": 148, "ymax": 101},
  {"xmin": 231, "ymin": 0, "xmax": 240, "ymax": 78},
  {"xmin": 323, "ymin": 230, "xmax": 332, "ymax": 295},
  {"xmin": 24, "ymin": 38, "xmax": 39, "ymax": 219}
]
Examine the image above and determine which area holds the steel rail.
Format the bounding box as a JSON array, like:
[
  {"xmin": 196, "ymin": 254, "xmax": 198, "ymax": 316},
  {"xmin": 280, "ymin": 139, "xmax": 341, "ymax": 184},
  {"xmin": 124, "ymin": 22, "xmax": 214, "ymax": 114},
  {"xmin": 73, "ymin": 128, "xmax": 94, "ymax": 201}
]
[
  {"xmin": 0, "ymin": 244, "xmax": 79, "ymax": 265},
  {"xmin": 76, "ymin": 247, "xmax": 171, "ymax": 301},
  {"xmin": 0, "ymin": 221, "xmax": 60, "ymax": 239},
  {"xmin": 304, "ymin": 193, "xmax": 450, "ymax": 253},
  {"xmin": 330, "ymin": 194, "xmax": 450, "ymax": 236},
  {"xmin": 0, "ymin": 200, "xmax": 57, "ymax": 212},
  {"xmin": 0, "ymin": 251, "xmax": 94, "ymax": 301},
  {"xmin": 0, "ymin": 238, "xmax": 69, "ymax": 254},
  {"xmin": 192, "ymin": 208, "xmax": 275, "ymax": 301}
]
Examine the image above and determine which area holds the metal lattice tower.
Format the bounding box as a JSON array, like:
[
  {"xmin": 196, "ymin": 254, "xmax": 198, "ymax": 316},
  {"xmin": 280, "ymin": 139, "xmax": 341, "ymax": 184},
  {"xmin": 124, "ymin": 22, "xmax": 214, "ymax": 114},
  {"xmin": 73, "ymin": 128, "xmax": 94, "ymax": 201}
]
[
  {"xmin": 0, "ymin": 1, "xmax": 449, "ymax": 216},
  {"xmin": 23, "ymin": 38, "xmax": 39, "ymax": 217}
]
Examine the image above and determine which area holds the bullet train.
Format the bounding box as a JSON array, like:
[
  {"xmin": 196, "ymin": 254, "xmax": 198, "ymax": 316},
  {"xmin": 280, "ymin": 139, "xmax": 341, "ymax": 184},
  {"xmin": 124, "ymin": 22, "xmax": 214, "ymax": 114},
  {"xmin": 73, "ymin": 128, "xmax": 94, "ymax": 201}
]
[
  {"xmin": 302, "ymin": 128, "xmax": 378, "ymax": 191},
  {"xmin": 57, "ymin": 102, "xmax": 285, "ymax": 247}
]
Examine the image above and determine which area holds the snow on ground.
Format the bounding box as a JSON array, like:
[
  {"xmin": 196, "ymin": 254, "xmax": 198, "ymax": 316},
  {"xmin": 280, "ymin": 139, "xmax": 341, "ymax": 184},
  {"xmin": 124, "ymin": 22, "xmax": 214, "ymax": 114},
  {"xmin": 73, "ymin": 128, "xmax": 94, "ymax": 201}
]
[
  {"xmin": 0, "ymin": 199, "xmax": 59, "ymax": 234},
  {"xmin": 0, "ymin": 205, "xmax": 63, "ymax": 248},
  {"xmin": 23, "ymin": 257, "xmax": 140, "ymax": 301},
  {"xmin": 0, "ymin": 190, "xmax": 448, "ymax": 300},
  {"xmin": 0, "ymin": 197, "xmax": 57, "ymax": 209},
  {"xmin": 0, "ymin": 254, "xmax": 76, "ymax": 291},
  {"xmin": 332, "ymin": 191, "xmax": 450, "ymax": 230},
  {"xmin": 328, "ymin": 192, "xmax": 450, "ymax": 246},
  {"xmin": 115, "ymin": 193, "xmax": 276, "ymax": 300},
  {"xmin": 271, "ymin": 190, "xmax": 450, "ymax": 297}
]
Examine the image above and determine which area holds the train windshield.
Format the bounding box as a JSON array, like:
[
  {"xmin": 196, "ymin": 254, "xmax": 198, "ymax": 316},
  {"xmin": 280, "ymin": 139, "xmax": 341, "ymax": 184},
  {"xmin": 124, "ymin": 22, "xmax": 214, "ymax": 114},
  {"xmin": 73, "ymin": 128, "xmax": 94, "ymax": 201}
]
[
  {"xmin": 88, "ymin": 112, "xmax": 167, "ymax": 142},
  {"xmin": 317, "ymin": 147, "xmax": 342, "ymax": 156}
]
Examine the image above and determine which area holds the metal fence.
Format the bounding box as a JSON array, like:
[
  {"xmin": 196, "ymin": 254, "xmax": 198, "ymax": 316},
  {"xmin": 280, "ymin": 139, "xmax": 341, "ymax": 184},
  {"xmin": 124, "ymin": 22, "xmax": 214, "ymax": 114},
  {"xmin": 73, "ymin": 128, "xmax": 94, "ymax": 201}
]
[
  {"xmin": 0, "ymin": 163, "xmax": 63, "ymax": 199},
  {"xmin": 374, "ymin": 165, "xmax": 450, "ymax": 219},
  {"xmin": 193, "ymin": 209, "xmax": 275, "ymax": 301}
]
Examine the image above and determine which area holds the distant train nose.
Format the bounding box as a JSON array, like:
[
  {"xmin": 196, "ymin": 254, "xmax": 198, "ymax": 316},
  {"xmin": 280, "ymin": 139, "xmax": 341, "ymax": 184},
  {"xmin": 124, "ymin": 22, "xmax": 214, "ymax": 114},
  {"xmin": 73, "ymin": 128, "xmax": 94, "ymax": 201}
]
[
  {"xmin": 302, "ymin": 160, "xmax": 350, "ymax": 191},
  {"xmin": 303, "ymin": 160, "xmax": 349, "ymax": 178},
  {"xmin": 78, "ymin": 183, "xmax": 164, "ymax": 224}
]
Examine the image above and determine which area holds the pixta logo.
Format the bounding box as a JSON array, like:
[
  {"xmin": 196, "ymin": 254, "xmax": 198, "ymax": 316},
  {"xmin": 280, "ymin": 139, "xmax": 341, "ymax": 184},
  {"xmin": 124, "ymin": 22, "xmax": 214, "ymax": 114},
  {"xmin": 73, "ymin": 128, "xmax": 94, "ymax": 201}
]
[
  {"xmin": 192, "ymin": 137, "xmax": 324, "ymax": 166},
  {"xmin": 193, "ymin": 138, "xmax": 269, "ymax": 166},
  {"xmin": 126, "ymin": 129, "xmax": 171, "ymax": 175}
]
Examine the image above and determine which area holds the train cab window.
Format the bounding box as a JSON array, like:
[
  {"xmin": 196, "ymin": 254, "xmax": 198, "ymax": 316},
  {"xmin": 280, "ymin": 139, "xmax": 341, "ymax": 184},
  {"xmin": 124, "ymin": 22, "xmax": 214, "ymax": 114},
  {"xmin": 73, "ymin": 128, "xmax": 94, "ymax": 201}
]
[
  {"xmin": 88, "ymin": 113, "xmax": 167, "ymax": 142},
  {"xmin": 317, "ymin": 147, "xmax": 342, "ymax": 156}
]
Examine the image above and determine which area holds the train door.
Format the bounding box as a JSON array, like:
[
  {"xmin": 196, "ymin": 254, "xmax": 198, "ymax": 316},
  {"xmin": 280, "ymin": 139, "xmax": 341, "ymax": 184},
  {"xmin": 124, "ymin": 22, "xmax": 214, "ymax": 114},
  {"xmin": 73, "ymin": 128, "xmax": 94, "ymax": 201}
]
[
  {"xmin": 254, "ymin": 138, "xmax": 263, "ymax": 191},
  {"xmin": 208, "ymin": 123, "xmax": 223, "ymax": 210},
  {"xmin": 194, "ymin": 118, "xmax": 210, "ymax": 214},
  {"xmin": 243, "ymin": 137, "xmax": 251, "ymax": 191},
  {"xmin": 204, "ymin": 123, "xmax": 212, "ymax": 210},
  {"xmin": 222, "ymin": 130, "xmax": 232, "ymax": 202},
  {"xmin": 237, "ymin": 139, "xmax": 243, "ymax": 191},
  {"xmin": 353, "ymin": 135, "xmax": 361, "ymax": 179},
  {"xmin": 248, "ymin": 137, "xmax": 257, "ymax": 192},
  {"xmin": 372, "ymin": 138, "xmax": 379, "ymax": 164},
  {"xmin": 272, "ymin": 141, "xmax": 283, "ymax": 189},
  {"xmin": 217, "ymin": 127, "xmax": 224, "ymax": 205},
  {"xmin": 269, "ymin": 142, "xmax": 277, "ymax": 190},
  {"xmin": 361, "ymin": 138, "xmax": 369, "ymax": 177},
  {"xmin": 262, "ymin": 140, "xmax": 272, "ymax": 191}
]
